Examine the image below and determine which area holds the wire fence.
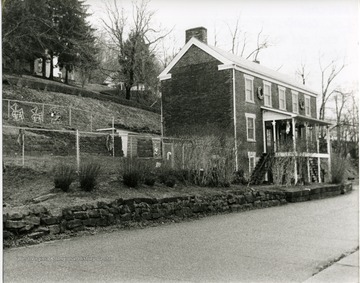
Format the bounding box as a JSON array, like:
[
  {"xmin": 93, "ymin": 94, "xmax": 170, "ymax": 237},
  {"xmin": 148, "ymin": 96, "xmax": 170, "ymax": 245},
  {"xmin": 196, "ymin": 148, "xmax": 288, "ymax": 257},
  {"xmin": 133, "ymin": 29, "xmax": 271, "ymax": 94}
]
[
  {"xmin": 3, "ymin": 125, "xmax": 237, "ymax": 177},
  {"xmin": 2, "ymin": 98, "xmax": 115, "ymax": 131},
  {"xmin": 3, "ymin": 125, "xmax": 163, "ymax": 174}
]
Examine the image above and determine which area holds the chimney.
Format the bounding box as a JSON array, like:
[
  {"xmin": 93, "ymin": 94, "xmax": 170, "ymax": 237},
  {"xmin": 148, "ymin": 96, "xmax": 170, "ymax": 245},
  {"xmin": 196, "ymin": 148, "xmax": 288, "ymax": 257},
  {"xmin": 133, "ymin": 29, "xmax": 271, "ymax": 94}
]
[{"xmin": 185, "ymin": 27, "xmax": 207, "ymax": 44}]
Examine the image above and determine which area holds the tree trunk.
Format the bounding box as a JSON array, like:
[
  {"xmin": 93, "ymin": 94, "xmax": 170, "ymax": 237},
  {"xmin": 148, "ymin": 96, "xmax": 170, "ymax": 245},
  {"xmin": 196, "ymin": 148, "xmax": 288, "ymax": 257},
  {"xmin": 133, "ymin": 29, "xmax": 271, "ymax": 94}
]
[
  {"xmin": 42, "ymin": 56, "xmax": 46, "ymax": 78},
  {"xmin": 125, "ymin": 86, "xmax": 131, "ymax": 100},
  {"xmin": 65, "ymin": 67, "xmax": 69, "ymax": 84},
  {"xmin": 49, "ymin": 54, "xmax": 54, "ymax": 80},
  {"xmin": 29, "ymin": 60, "xmax": 34, "ymax": 74}
]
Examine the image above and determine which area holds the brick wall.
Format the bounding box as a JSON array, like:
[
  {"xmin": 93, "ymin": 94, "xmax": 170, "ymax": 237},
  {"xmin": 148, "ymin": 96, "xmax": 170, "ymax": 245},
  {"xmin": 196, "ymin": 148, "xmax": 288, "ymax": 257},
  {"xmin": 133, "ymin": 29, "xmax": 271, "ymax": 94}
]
[
  {"xmin": 162, "ymin": 45, "xmax": 234, "ymax": 138},
  {"xmin": 234, "ymin": 69, "xmax": 319, "ymax": 173}
]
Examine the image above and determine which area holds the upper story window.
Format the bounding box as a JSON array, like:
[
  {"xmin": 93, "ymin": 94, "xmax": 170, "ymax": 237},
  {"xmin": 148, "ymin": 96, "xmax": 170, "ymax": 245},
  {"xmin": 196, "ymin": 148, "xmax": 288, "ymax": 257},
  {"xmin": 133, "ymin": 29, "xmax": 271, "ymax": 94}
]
[
  {"xmin": 305, "ymin": 95, "xmax": 311, "ymax": 116},
  {"xmin": 245, "ymin": 113, "xmax": 256, "ymax": 142},
  {"xmin": 244, "ymin": 74, "xmax": 254, "ymax": 103},
  {"xmin": 263, "ymin": 81, "xmax": 272, "ymax": 107},
  {"xmin": 292, "ymin": 90, "xmax": 299, "ymax": 114},
  {"xmin": 278, "ymin": 86, "xmax": 286, "ymax": 110}
]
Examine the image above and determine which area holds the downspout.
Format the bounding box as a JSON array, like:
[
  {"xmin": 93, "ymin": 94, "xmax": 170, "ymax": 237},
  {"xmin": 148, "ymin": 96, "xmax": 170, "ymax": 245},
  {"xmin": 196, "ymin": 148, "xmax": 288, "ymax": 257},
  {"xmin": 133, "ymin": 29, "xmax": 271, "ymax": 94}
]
[
  {"xmin": 160, "ymin": 92, "xmax": 164, "ymax": 160},
  {"xmin": 232, "ymin": 67, "xmax": 239, "ymax": 171}
]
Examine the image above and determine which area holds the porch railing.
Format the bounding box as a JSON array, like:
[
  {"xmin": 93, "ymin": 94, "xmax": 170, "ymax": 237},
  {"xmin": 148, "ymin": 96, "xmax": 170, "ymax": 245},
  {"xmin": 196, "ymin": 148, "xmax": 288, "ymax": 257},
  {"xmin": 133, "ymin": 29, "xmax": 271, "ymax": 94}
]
[{"xmin": 276, "ymin": 138, "xmax": 328, "ymax": 154}]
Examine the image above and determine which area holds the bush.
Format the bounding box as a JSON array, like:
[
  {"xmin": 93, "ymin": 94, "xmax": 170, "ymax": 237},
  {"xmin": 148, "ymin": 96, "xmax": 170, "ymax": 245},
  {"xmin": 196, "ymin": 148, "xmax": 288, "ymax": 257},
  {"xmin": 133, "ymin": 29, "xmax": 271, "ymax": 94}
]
[
  {"xmin": 53, "ymin": 164, "xmax": 76, "ymax": 192},
  {"xmin": 144, "ymin": 174, "xmax": 156, "ymax": 186},
  {"xmin": 79, "ymin": 162, "xmax": 101, "ymax": 191},
  {"xmin": 331, "ymin": 153, "xmax": 348, "ymax": 184},
  {"xmin": 164, "ymin": 176, "xmax": 176, "ymax": 187},
  {"xmin": 123, "ymin": 171, "xmax": 141, "ymax": 188},
  {"xmin": 232, "ymin": 169, "xmax": 248, "ymax": 185}
]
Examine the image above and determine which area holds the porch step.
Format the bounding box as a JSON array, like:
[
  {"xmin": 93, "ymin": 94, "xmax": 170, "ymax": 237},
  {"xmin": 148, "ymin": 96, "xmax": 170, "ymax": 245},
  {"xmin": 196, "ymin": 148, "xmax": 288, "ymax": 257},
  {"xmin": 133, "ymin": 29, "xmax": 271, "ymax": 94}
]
[
  {"xmin": 249, "ymin": 153, "xmax": 274, "ymax": 185},
  {"xmin": 309, "ymin": 158, "xmax": 319, "ymax": 182}
]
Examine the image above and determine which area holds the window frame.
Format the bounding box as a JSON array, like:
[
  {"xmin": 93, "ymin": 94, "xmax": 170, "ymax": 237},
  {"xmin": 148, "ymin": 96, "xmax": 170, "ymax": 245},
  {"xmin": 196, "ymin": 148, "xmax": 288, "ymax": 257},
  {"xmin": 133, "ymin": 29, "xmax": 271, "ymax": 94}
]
[
  {"xmin": 248, "ymin": 152, "xmax": 257, "ymax": 175},
  {"xmin": 292, "ymin": 90, "xmax": 299, "ymax": 114},
  {"xmin": 304, "ymin": 95, "xmax": 311, "ymax": 116},
  {"xmin": 263, "ymin": 81, "xmax": 272, "ymax": 107},
  {"xmin": 245, "ymin": 113, "xmax": 256, "ymax": 142},
  {"xmin": 244, "ymin": 74, "xmax": 255, "ymax": 103},
  {"xmin": 278, "ymin": 86, "xmax": 286, "ymax": 110}
]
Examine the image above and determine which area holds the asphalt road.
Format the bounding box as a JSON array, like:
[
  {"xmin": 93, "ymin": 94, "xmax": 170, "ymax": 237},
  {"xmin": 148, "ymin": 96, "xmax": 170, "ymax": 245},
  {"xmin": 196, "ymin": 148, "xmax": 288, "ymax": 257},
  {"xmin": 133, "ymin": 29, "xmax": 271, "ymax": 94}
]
[{"xmin": 4, "ymin": 185, "xmax": 359, "ymax": 283}]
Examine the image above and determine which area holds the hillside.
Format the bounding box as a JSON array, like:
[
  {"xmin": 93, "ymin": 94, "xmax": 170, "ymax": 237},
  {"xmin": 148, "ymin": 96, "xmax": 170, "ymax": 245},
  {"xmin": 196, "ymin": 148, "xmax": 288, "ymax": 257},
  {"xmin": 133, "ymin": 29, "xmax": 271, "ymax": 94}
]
[{"xmin": 2, "ymin": 81, "xmax": 161, "ymax": 134}]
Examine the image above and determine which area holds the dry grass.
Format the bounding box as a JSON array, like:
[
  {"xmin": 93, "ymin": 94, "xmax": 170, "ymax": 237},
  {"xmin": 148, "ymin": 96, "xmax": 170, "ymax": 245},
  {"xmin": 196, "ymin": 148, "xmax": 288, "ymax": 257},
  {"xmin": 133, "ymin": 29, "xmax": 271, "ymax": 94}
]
[
  {"xmin": 2, "ymin": 84, "xmax": 160, "ymax": 133},
  {"xmin": 3, "ymin": 164, "xmax": 250, "ymax": 215}
]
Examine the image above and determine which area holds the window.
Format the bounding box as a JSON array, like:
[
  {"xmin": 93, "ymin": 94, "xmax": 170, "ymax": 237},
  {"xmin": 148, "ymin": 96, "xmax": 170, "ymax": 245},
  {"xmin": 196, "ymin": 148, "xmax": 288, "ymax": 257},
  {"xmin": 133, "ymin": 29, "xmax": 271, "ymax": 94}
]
[
  {"xmin": 263, "ymin": 81, "xmax": 272, "ymax": 107},
  {"xmin": 244, "ymin": 74, "xmax": 254, "ymax": 103},
  {"xmin": 292, "ymin": 91, "xmax": 299, "ymax": 114},
  {"xmin": 245, "ymin": 113, "xmax": 256, "ymax": 142},
  {"xmin": 248, "ymin": 152, "xmax": 256, "ymax": 174},
  {"xmin": 278, "ymin": 86, "xmax": 286, "ymax": 110},
  {"xmin": 305, "ymin": 95, "xmax": 311, "ymax": 116}
]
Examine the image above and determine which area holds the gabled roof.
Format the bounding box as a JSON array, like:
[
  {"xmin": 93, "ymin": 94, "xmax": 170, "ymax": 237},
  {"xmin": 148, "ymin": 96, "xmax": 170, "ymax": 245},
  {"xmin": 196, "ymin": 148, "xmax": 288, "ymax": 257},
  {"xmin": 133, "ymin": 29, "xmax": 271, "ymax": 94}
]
[{"xmin": 158, "ymin": 37, "xmax": 319, "ymax": 97}]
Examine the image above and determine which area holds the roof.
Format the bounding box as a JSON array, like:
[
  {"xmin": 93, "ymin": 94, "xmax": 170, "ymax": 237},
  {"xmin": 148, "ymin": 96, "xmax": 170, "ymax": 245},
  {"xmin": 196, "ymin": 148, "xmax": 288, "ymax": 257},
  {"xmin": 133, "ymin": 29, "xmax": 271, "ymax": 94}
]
[
  {"xmin": 159, "ymin": 37, "xmax": 319, "ymax": 97},
  {"xmin": 261, "ymin": 106, "xmax": 333, "ymax": 126}
]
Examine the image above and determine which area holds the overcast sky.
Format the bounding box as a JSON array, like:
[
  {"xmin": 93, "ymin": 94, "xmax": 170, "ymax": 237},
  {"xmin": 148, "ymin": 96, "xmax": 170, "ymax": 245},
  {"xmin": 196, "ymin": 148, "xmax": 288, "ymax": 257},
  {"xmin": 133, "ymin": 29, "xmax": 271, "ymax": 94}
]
[{"xmin": 86, "ymin": 0, "xmax": 359, "ymax": 96}]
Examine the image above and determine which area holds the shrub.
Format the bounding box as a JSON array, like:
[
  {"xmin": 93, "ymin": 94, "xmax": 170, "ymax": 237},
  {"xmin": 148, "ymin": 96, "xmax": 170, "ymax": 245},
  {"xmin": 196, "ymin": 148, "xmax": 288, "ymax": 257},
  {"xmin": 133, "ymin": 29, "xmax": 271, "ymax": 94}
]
[
  {"xmin": 164, "ymin": 176, "xmax": 176, "ymax": 187},
  {"xmin": 144, "ymin": 174, "xmax": 156, "ymax": 186},
  {"xmin": 79, "ymin": 162, "xmax": 101, "ymax": 191},
  {"xmin": 123, "ymin": 171, "xmax": 141, "ymax": 188},
  {"xmin": 232, "ymin": 169, "xmax": 247, "ymax": 185},
  {"xmin": 53, "ymin": 164, "xmax": 76, "ymax": 192},
  {"xmin": 121, "ymin": 157, "xmax": 156, "ymax": 187},
  {"xmin": 331, "ymin": 153, "xmax": 348, "ymax": 184}
]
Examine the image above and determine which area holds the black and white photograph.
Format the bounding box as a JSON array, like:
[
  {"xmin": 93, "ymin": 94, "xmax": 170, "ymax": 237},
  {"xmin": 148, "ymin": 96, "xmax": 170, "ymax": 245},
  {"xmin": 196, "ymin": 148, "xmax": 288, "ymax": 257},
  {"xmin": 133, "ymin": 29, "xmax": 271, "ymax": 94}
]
[{"xmin": 2, "ymin": 0, "xmax": 359, "ymax": 282}]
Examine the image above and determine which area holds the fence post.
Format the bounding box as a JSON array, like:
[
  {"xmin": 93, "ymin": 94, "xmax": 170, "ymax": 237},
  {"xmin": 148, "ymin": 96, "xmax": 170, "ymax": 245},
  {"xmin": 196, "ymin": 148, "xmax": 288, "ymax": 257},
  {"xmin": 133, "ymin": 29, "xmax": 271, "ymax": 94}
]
[
  {"xmin": 22, "ymin": 129, "xmax": 25, "ymax": 166},
  {"xmin": 182, "ymin": 143, "xmax": 185, "ymax": 169},
  {"xmin": 8, "ymin": 100, "xmax": 11, "ymax": 119},
  {"xmin": 130, "ymin": 135, "xmax": 133, "ymax": 159},
  {"xmin": 90, "ymin": 114, "xmax": 93, "ymax": 132},
  {"xmin": 42, "ymin": 103, "xmax": 45, "ymax": 123},
  {"xmin": 76, "ymin": 130, "xmax": 80, "ymax": 172},
  {"xmin": 69, "ymin": 107, "xmax": 72, "ymax": 127},
  {"xmin": 112, "ymin": 116, "xmax": 115, "ymax": 158}
]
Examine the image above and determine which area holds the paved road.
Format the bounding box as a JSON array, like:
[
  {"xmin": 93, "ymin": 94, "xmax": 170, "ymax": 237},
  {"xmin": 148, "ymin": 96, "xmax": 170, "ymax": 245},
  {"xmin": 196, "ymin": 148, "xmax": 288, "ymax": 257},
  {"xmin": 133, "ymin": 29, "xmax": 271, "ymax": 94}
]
[{"xmin": 4, "ymin": 185, "xmax": 359, "ymax": 283}]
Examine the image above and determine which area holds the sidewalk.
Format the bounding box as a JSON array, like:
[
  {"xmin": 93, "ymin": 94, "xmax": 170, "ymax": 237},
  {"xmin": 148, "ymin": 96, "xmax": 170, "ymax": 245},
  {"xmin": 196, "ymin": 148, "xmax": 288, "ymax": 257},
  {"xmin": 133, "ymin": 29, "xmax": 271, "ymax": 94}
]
[{"xmin": 303, "ymin": 251, "xmax": 359, "ymax": 283}]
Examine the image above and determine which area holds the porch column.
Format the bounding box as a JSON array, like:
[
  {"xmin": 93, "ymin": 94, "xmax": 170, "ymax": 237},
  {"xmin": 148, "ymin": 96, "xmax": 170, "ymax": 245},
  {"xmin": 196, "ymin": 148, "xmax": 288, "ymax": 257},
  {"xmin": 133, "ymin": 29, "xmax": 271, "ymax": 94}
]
[
  {"xmin": 307, "ymin": 158, "xmax": 311, "ymax": 183},
  {"xmin": 305, "ymin": 122, "xmax": 309, "ymax": 152},
  {"xmin": 292, "ymin": 118, "xmax": 298, "ymax": 184},
  {"xmin": 326, "ymin": 126, "xmax": 331, "ymax": 181},
  {"xmin": 263, "ymin": 119, "xmax": 266, "ymax": 153},
  {"xmin": 315, "ymin": 124, "xmax": 321, "ymax": 183},
  {"xmin": 272, "ymin": 120, "xmax": 276, "ymax": 152},
  {"xmin": 318, "ymin": 157, "xmax": 321, "ymax": 183},
  {"xmin": 292, "ymin": 118, "xmax": 296, "ymax": 151}
]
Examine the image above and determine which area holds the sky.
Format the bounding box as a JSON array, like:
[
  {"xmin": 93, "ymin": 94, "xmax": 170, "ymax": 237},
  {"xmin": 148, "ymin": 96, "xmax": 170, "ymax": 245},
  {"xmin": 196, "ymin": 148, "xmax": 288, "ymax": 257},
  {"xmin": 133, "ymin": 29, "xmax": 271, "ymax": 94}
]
[{"xmin": 85, "ymin": 0, "xmax": 359, "ymax": 102}]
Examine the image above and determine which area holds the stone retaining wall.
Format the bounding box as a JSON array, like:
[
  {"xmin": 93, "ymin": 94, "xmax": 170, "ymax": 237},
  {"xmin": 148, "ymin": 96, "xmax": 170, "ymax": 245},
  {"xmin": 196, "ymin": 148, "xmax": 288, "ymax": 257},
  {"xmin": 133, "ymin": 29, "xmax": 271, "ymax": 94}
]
[
  {"xmin": 285, "ymin": 183, "xmax": 352, "ymax": 202},
  {"xmin": 3, "ymin": 182, "xmax": 353, "ymax": 243},
  {"xmin": 3, "ymin": 190, "xmax": 287, "ymax": 241}
]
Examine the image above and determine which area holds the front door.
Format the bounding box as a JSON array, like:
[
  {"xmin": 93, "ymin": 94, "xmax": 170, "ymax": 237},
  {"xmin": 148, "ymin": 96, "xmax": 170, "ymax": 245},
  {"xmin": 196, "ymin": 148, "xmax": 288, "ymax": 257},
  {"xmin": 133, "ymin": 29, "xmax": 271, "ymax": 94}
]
[{"xmin": 266, "ymin": 127, "xmax": 274, "ymax": 153}]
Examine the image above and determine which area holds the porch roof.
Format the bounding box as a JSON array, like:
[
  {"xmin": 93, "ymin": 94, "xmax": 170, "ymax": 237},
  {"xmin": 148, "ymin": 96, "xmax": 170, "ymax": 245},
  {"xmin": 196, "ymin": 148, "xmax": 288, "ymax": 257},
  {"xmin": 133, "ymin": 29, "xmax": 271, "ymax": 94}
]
[{"xmin": 261, "ymin": 107, "xmax": 333, "ymax": 126}]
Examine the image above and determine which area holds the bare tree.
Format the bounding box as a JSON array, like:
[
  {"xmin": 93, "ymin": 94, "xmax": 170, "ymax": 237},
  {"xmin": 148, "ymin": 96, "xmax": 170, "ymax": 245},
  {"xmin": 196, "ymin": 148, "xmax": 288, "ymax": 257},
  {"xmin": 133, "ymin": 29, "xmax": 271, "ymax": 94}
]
[
  {"xmin": 102, "ymin": 0, "xmax": 171, "ymax": 100},
  {"xmin": 227, "ymin": 17, "xmax": 240, "ymax": 55},
  {"xmin": 295, "ymin": 61, "xmax": 310, "ymax": 85},
  {"xmin": 246, "ymin": 26, "xmax": 270, "ymax": 62},
  {"xmin": 339, "ymin": 90, "xmax": 359, "ymax": 157},
  {"xmin": 225, "ymin": 17, "xmax": 270, "ymax": 61},
  {"xmin": 319, "ymin": 56, "xmax": 346, "ymax": 120},
  {"xmin": 158, "ymin": 35, "xmax": 178, "ymax": 69},
  {"xmin": 333, "ymin": 90, "xmax": 352, "ymax": 144}
]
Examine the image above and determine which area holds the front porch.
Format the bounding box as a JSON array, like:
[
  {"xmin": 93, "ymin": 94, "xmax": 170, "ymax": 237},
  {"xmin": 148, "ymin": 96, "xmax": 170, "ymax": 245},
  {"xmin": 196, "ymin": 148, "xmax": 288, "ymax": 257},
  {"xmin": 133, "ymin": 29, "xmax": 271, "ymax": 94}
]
[{"xmin": 257, "ymin": 107, "xmax": 333, "ymax": 184}]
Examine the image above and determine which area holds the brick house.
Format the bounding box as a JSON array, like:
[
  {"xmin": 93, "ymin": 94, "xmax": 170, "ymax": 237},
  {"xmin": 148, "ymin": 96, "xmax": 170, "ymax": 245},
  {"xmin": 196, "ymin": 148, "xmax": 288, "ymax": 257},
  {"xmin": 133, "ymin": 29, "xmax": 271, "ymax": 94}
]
[{"xmin": 158, "ymin": 27, "xmax": 333, "ymax": 184}]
